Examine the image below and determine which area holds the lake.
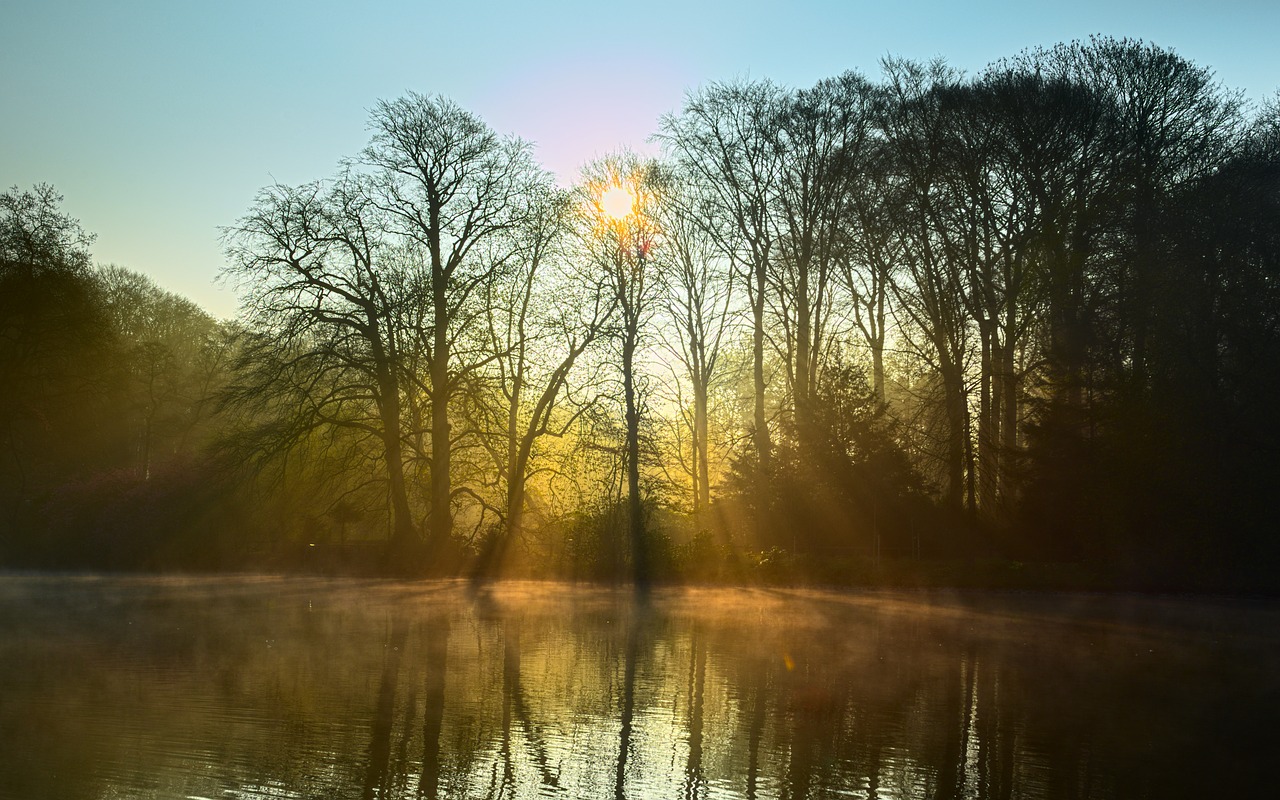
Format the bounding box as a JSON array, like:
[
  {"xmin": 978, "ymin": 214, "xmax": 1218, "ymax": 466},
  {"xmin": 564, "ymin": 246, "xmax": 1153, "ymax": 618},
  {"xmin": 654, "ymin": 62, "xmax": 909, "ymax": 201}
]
[{"xmin": 0, "ymin": 577, "xmax": 1275, "ymax": 799}]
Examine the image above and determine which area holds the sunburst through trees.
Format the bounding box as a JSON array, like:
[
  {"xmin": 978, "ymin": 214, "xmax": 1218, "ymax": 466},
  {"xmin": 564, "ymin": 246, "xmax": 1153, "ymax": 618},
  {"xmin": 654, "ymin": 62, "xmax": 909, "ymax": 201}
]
[{"xmin": 4, "ymin": 37, "xmax": 1279, "ymax": 589}]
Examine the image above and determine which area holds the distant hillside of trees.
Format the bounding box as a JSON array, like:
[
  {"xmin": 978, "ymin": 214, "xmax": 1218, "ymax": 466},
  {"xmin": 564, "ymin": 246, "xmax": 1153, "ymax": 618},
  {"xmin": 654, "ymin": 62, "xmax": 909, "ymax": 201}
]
[{"xmin": 4, "ymin": 37, "xmax": 1278, "ymax": 591}]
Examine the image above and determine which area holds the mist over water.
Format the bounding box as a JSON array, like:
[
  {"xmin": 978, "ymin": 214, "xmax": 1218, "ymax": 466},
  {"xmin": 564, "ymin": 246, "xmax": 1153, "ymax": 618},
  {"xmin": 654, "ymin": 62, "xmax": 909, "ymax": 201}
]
[{"xmin": 0, "ymin": 577, "xmax": 1275, "ymax": 799}]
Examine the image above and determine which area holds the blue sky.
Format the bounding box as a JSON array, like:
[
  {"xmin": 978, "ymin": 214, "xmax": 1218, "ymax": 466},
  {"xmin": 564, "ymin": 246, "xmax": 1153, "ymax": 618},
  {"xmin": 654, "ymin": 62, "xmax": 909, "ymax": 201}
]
[{"xmin": 3, "ymin": 0, "xmax": 1277, "ymax": 318}]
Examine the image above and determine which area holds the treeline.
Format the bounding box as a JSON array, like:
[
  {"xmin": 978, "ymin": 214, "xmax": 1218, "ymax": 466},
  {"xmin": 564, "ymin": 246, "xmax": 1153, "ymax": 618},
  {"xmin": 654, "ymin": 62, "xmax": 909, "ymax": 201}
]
[
  {"xmin": 0, "ymin": 185, "xmax": 247, "ymax": 568},
  {"xmin": 3, "ymin": 37, "xmax": 1278, "ymax": 589}
]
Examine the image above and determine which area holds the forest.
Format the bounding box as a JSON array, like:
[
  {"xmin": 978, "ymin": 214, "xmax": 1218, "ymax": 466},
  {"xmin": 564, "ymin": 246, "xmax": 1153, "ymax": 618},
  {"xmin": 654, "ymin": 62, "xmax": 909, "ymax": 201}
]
[{"xmin": 3, "ymin": 37, "xmax": 1278, "ymax": 592}]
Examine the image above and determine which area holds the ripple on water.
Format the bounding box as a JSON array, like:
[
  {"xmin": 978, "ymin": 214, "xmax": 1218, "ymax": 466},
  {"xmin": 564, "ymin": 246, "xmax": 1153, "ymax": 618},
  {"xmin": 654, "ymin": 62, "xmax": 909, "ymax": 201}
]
[{"xmin": 0, "ymin": 577, "xmax": 1276, "ymax": 799}]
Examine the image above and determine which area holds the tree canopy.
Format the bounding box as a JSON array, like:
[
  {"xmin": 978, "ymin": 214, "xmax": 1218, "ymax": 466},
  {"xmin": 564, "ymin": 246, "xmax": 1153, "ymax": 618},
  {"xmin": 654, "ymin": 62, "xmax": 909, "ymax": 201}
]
[{"xmin": 5, "ymin": 38, "xmax": 1279, "ymax": 590}]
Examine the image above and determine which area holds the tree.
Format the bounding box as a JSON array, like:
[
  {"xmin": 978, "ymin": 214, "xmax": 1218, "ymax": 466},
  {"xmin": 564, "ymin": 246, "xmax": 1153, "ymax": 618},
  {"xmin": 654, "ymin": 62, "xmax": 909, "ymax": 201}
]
[
  {"xmin": 653, "ymin": 174, "xmax": 736, "ymax": 517},
  {"xmin": 877, "ymin": 59, "xmax": 976, "ymax": 511},
  {"xmin": 770, "ymin": 72, "xmax": 875, "ymax": 443},
  {"xmin": 658, "ymin": 80, "xmax": 786, "ymax": 472},
  {"xmin": 98, "ymin": 266, "xmax": 230, "ymax": 479},
  {"xmin": 1009, "ymin": 39, "xmax": 1256, "ymax": 570},
  {"xmin": 361, "ymin": 93, "xmax": 545, "ymax": 550},
  {"xmin": 222, "ymin": 175, "xmax": 421, "ymax": 550},
  {"xmin": 0, "ymin": 185, "xmax": 122, "ymax": 518},
  {"xmin": 1076, "ymin": 38, "xmax": 1244, "ymax": 391},
  {"xmin": 579, "ymin": 154, "xmax": 666, "ymax": 585},
  {"xmin": 917, "ymin": 70, "xmax": 1079, "ymax": 515},
  {"xmin": 839, "ymin": 132, "xmax": 905, "ymax": 404},
  {"xmin": 470, "ymin": 184, "xmax": 612, "ymax": 573},
  {"xmin": 0, "ymin": 183, "xmax": 94, "ymax": 278}
]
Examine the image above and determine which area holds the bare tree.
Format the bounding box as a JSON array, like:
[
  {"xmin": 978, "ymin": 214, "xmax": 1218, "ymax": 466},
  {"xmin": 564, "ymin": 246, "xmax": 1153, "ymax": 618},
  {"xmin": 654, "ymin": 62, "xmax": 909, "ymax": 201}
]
[
  {"xmin": 471, "ymin": 185, "xmax": 612, "ymax": 571},
  {"xmin": 1072, "ymin": 37, "xmax": 1244, "ymax": 389},
  {"xmin": 222, "ymin": 176, "xmax": 420, "ymax": 547},
  {"xmin": 770, "ymin": 72, "xmax": 875, "ymax": 441},
  {"xmin": 839, "ymin": 134, "xmax": 904, "ymax": 404},
  {"xmin": 98, "ymin": 265, "xmax": 226, "ymax": 479},
  {"xmin": 578, "ymin": 154, "xmax": 666, "ymax": 585},
  {"xmin": 658, "ymin": 80, "xmax": 786, "ymax": 471},
  {"xmin": 653, "ymin": 175, "xmax": 736, "ymax": 516},
  {"xmin": 877, "ymin": 59, "xmax": 976, "ymax": 511},
  {"xmin": 361, "ymin": 93, "xmax": 544, "ymax": 549}
]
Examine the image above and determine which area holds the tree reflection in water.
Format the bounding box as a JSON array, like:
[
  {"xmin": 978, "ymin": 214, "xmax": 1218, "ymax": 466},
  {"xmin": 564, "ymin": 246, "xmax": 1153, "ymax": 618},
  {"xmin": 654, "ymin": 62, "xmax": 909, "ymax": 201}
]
[
  {"xmin": 420, "ymin": 611, "xmax": 449, "ymax": 799},
  {"xmin": 614, "ymin": 608, "xmax": 640, "ymax": 800},
  {"xmin": 0, "ymin": 579, "xmax": 1276, "ymax": 799},
  {"xmin": 683, "ymin": 626, "xmax": 707, "ymax": 800},
  {"xmin": 362, "ymin": 617, "xmax": 407, "ymax": 799}
]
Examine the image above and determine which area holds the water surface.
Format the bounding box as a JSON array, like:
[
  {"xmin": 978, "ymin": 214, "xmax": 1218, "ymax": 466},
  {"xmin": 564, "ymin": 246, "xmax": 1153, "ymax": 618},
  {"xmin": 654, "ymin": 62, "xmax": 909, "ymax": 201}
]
[{"xmin": 0, "ymin": 577, "xmax": 1275, "ymax": 799}]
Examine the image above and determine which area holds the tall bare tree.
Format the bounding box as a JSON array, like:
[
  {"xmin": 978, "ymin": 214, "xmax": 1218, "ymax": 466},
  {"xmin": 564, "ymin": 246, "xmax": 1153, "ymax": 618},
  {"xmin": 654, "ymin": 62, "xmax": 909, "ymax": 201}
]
[
  {"xmin": 654, "ymin": 176, "xmax": 736, "ymax": 516},
  {"xmin": 98, "ymin": 266, "xmax": 228, "ymax": 479},
  {"xmin": 471, "ymin": 185, "xmax": 612, "ymax": 570},
  {"xmin": 839, "ymin": 134, "xmax": 904, "ymax": 404},
  {"xmin": 658, "ymin": 80, "xmax": 785, "ymax": 471},
  {"xmin": 770, "ymin": 72, "xmax": 875, "ymax": 441},
  {"xmin": 223, "ymin": 176, "xmax": 420, "ymax": 547},
  {"xmin": 877, "ymin": 59, "xmax": 976, "ymax": 511},
  {"xmin": 361, "ymin": 93, "xmax": 544, "ymax": 549},
  {"xmin": 579, "ymin": 154, "xmax": 666, "ymax": 585}
]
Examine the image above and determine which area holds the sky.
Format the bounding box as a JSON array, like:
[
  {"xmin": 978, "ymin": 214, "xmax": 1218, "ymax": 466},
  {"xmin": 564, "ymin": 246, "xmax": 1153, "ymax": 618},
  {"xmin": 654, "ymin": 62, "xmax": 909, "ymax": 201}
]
[{"xmin": 3, "ymin": 0, "xmax": 1278, "ymax": 319}]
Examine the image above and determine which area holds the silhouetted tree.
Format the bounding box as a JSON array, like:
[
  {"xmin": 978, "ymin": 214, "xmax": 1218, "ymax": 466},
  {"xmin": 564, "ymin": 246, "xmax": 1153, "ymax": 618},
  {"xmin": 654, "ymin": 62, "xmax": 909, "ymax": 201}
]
[
  {"xmin": 579, "ymin": 154, "xmax": 667, "ymax": 586},
  {"xmin": 362, "ymin": 93, "xmax": 546, "ymax": 551},
  {"xmin": 770, "ymin": 71, "xmax": 875, "ymax": 444},
  {"xmin": 222, "ymin": 175, "xmax": 422, "ymax": 550},
  {"xmin": 653, "ymin": 174, "xmax": 737, "ymax": 518},
  {"xmin": 0, "ymin": 185, "xmax": 122, "ymax": 526},
  {"xmin": 98, "ymin": 266, "xmax": 229, "ymax": 479},
  {"xmin": 839, "ymin": 132, "xmax": 905, "ymax": 404},
  {"xmin": 659, "ymin": 80, "xmax": 786, "ymax": 473},
  {"xmin": 469, "ymin": 184, "xmax": 612, "ymax": 575},
  {"xmin": 877, "ymin": 59, "xmax": 975, "ymax": 512}
]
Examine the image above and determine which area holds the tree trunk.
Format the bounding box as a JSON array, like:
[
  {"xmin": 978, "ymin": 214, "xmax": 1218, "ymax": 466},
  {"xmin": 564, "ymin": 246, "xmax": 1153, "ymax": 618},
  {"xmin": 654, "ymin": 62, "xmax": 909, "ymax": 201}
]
[
  {"xmin": 751, "ymin": 257, "xmax": 771, "ymax": 470},
  {"xmin": 870, "ymin": 336, "xmax": 886, "ymax": 405},
  {"xmin": 794, "ymin": 253, "xmax": 812, "ymax": 443},
  {"xmin": 506, "ymin": 432, "xmax": 537, "ymax": 555},
  {"xmin": 942, "ymin": 361, "xmax": 968, "ymax": 512},
  {"xmin": 1000, "ymin": 324, "xmax": 1018, "ymax": 504},
  {"xmin": 429, "ymin": 276, "xmax": 452, "ymax": 549},
  {"xmin": 872, "ymin": 274, "xmax": 888, "ymax": 404},
  {"xmin": 506, "ymin": 478, "xmax": 526, "ymax": 548},
  {"xmin": 694, "ymin": 379, "xmax": 710, "ymax": 515},
  {"xmin": 622, "ymin": 325, "xmax": 647, "ymax": 587},
  {"xmin": 506, "ymin": 369, "xmax": 524, "ymax": 542},
  {"xmin": 372, "ymin": 349, "xmax": 415, "ymax": 548},
  {"xmin": 978, "ymin": 320, "xmax": 997, "ymax": 514}
]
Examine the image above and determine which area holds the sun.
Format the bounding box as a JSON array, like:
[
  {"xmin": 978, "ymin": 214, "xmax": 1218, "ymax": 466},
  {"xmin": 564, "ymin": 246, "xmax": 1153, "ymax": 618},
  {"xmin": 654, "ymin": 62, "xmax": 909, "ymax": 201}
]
[{"xmin": 599, "ymin": 184, "xmax": 636, "ymax": 221}]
